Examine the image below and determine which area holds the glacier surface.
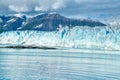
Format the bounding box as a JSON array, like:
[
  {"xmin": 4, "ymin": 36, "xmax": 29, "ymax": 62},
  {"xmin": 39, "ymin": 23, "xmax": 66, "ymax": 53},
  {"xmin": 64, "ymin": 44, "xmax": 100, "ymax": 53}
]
[{"xmin": 0, "ymin": 26, "xmax": 120, "ymax": 50}]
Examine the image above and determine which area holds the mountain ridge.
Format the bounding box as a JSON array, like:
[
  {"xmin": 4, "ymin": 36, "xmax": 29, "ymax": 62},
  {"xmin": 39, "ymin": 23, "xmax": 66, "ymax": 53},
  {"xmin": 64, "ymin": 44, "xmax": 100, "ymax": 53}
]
[{"xmin": 0, "ymin": 13, "xmax": 106, "ymax": 33}]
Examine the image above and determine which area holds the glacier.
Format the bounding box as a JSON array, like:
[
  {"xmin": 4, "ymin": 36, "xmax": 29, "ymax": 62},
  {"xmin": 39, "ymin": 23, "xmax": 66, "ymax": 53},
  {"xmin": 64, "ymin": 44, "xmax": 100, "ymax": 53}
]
[{"xmin": 0, "ymin": 26, "xmax": 120, "ymax": 50}]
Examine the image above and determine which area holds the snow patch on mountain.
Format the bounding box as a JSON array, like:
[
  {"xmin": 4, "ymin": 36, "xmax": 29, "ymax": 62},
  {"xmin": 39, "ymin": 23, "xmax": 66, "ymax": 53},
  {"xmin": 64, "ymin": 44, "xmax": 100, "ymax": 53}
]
[
  {"xmin": 34, "ymin": 24, "xmax": 43, "ymax": 29},
  {"xmin": 7, "ymin": 18, "xmax": 16, "ymax": 23}
]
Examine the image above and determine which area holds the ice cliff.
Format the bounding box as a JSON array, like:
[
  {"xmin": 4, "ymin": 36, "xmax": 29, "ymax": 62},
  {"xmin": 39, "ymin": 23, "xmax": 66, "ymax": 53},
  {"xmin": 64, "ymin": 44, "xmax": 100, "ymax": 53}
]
[{"xmin": 0, "ymin": 26, "xmax": 120, "ymax": 50}]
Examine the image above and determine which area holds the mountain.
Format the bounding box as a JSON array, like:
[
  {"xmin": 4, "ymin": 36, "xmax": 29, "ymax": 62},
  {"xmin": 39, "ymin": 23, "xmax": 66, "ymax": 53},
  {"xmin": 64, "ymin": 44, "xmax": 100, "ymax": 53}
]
[
  {"xmin": 0, "ymin": 15, "xmax": 26, "ymax": 33},
  {"xmin": 0, "ymin": 13, "xmax": 106, "ymax": 33},
  {"xmin": 1, "ymin": 13, "xmax": 120, "ymax": 50}
]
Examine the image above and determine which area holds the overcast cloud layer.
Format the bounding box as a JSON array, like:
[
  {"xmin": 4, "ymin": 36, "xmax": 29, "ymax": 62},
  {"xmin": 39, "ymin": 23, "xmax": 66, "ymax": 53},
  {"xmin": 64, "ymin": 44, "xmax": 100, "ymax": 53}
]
[{"xmin": 0, "ymin": 0, "xmax": 120, "ymax": 18}]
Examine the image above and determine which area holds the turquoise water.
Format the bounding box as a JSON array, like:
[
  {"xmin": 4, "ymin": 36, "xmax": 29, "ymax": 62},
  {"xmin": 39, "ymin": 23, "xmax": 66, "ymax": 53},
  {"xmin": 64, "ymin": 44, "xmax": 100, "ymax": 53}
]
[{"xmin": 0, "ymin": 48, "xmax": 120, "ymax": 80}]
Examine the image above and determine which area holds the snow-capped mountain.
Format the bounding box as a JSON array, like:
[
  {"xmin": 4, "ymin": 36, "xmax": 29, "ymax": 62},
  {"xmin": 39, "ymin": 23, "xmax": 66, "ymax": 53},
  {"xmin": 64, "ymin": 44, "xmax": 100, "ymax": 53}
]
[
  {"xmin": 0, "ymin": 15, "xmax": 26, "ymax": 33},
  {"xmin": 0, "ymin": 13, "xmax": 120, "ymax": 50},
  {"xmin": 102, "ymin": 16, "xmax": 120, "ymax": 31},
  {"xmin": 0, "ymin": 13, "xmax": 106, "ymax": 33}
]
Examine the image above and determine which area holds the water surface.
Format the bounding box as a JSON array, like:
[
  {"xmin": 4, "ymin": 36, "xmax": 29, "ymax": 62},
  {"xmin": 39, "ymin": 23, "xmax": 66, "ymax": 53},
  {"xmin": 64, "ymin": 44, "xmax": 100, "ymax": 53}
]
[{"xmin": 0, "ymin": 48, "xmax": 120, "ymax": 80}]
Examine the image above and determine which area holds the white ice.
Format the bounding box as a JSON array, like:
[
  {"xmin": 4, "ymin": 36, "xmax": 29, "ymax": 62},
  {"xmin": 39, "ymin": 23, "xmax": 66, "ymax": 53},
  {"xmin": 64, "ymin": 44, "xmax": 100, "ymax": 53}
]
[{"xmin": 0, "ymin": 25, "xmax": 120, "ymax": 50}]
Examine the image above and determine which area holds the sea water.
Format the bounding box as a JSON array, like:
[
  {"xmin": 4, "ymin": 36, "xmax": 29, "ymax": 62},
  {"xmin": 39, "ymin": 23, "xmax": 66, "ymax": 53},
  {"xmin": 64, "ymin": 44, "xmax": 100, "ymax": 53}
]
[{"xmin": 0, "ymin": 48, "xmax": 120, "ymax": 80}]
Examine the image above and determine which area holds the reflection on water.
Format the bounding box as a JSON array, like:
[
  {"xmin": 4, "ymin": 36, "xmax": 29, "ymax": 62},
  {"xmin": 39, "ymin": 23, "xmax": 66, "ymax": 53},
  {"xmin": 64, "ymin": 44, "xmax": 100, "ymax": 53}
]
[{"xmin": 0, "ymin": 48, "xmax": 120, "ymax": 80}]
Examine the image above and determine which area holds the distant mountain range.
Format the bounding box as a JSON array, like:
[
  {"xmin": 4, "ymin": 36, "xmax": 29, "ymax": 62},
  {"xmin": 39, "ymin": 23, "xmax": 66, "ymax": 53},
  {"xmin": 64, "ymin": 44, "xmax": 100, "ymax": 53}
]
[{"xmin": 0, "ymin": 13, "xmax": 106, "ymax": 33}]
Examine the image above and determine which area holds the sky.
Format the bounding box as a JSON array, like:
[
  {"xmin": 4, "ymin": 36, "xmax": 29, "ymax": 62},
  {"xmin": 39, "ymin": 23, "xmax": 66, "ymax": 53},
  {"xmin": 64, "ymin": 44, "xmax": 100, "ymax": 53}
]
[{"xmin": 0, "ymin": 0, "xmax": 120, "ymax": 18}]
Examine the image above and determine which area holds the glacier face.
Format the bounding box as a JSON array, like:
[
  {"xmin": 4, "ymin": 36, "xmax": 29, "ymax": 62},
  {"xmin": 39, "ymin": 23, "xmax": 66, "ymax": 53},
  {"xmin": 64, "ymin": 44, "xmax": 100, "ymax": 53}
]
[{"xmin": 0, "ymin": 26, "xmax": 120, "ymax": 50}]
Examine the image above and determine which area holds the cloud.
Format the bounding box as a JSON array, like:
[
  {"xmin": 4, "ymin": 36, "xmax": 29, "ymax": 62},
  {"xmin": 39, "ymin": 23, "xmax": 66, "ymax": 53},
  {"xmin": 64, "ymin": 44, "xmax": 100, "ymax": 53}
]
[
  {"xmin": 34, "ymin": 0, "xmax": 66, "ymax": 11},
  {"xmin": 0, "ymin": 0, "xmax": 66, "ymax": 12},
  {"xmin": 0, "ymin": 0, "xmax": 120, "ymax": 18},
  {"xmin": 0, "ymin": 0, "xmax": 33, "ymax": 12},
  {"xmin": 52, "ymin": 1, "xmax": 65, "ymax": 10},
  {"xmin": 9, "ymin": 5, "xmax": 29, "ymax": 12}
]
